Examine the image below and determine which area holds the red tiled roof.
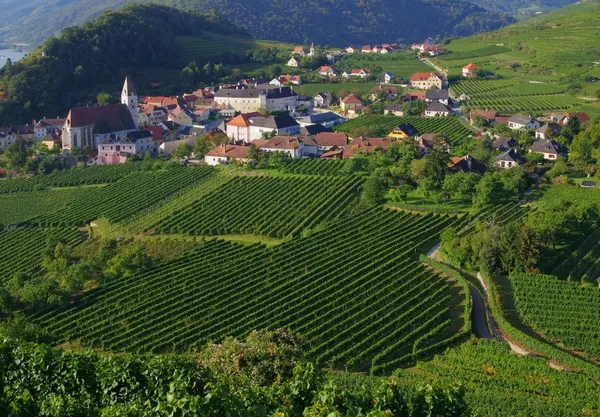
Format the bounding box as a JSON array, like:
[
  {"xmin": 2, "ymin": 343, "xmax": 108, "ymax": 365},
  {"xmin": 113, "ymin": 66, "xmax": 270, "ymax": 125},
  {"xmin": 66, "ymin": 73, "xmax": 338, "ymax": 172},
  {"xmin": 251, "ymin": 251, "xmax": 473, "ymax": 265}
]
[
  {"xmin": 470, "ymin": 110, "xmax": 497, "ymax": 120},
  {"xmin": 206, "ymin": 144, "xmax": 250, "ymax": 159},
  {"xmin": 341, "ymin": 94, "xmax": 363, "ymax": 104},
  {"xmin": 227, "ymin": 113, "xmax": 267, "ymax": 128},
  {"xmin": 145, "ymin": 125, "xmax": 165, "ymax": 142},
  {"xmin": 316, "ymin": 132, "xmax": 348, "ymax": 147},
  {"xmin": 259, "ymin": 136, "xmax": 301, "ymax": 150},
  {"xmin": 410, "ymin": 72, "xmax": 440, "ymax": 82},
  {"xmin": 463, "ymin": 63, "xmax": 479, "ymax": 70},
  {"xmin": 66, "ymin": 104, "xmax": 135, "ymax": 133}
]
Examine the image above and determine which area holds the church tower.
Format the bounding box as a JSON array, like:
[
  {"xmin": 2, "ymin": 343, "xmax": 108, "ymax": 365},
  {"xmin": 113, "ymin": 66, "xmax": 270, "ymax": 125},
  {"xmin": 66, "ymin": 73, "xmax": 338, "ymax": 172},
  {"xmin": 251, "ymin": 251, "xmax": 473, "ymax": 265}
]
[
  {"xmin": 309, "ymin": 42, "xmax": 316, "ymax": 57},
  {"xmin": 121, "ymin": 76, "xmax": 139, "ymax": 129}
]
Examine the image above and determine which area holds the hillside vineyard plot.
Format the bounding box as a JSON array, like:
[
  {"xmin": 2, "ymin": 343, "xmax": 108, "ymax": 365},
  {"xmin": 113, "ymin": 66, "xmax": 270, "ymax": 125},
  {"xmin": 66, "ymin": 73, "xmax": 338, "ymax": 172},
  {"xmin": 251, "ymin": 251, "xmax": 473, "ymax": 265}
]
[
  {"xmin": 511, "ymin": 273, "xmax": 600, "ymax": 358},
  {"xmin": 29, "ymin": 166, "xmax": 216, "ymax": 227},
  {"xmin": 0, "ymin": 227, "xmax": 82, "ymax": 282},
  {"xmin": 335, "ymin": 116, "xmax": 474, "ymax": 146},
  {"xmin": 552, "ymin": 228, "xmax": 600, "ymax": 283},
  {"xmin": 152, "ymin": 176, "xmax": 363, "ymax": 238},
  {"xmin": 283, "ymin": 159, "xmax": 350, "ymax": 176},
  {"xmin": 35, "ymin": 208, "xmax": 468, "ymax": 374}
]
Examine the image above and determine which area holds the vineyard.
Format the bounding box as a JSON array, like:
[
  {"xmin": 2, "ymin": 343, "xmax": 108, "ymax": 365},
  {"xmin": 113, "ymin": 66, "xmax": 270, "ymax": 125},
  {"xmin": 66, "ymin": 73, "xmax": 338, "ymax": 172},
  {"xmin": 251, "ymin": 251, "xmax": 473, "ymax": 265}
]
[
  {"xmin": 0, "ymin": 163, "xmax": 140, "ymax": 194},
  {"xmin": 175, "ymin": 33, "xmax": 255, "ymax": 63},
  {"xmin": 29, "ymin": 166, "xmax": 216, "ymax": 227},
  {"xmin": 152, "ymin": 176, "xmax": 363, "ymax": 238},
  {"xmin": 438, "ymin": 46, "xmax": 511, "ymax": 62},
  {"xmin": 0, "ymin": 227, "xmax": 82, "ymax": 282},
  {"xmin": 511, "ymin": 273, "xmax": 600, "ymax": 358},
  {"xmin": 552, "ymin": 228, "xmax": 600, "ymax": 283},
  {"xmin": 402, "ymin": 339, "xmax": 600, "ymax": 417},
  {"xmin": 283, "ymin": 159, "xmax": 350, "ymax": 176},
  {"xmin": 35, "ymin": 208, "xmax": 469, "ymax": 374},
  {"xmin": 335, "ymin": 115, "xmax": 474, "ymax": 146}
]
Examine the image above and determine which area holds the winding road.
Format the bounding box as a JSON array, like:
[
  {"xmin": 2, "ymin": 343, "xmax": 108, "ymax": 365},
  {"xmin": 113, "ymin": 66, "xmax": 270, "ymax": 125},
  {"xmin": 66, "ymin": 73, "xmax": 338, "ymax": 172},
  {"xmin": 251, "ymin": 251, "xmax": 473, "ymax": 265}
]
[{"xmin": 469, "ymin": 286, "xmax": 492, "ymax": 339}]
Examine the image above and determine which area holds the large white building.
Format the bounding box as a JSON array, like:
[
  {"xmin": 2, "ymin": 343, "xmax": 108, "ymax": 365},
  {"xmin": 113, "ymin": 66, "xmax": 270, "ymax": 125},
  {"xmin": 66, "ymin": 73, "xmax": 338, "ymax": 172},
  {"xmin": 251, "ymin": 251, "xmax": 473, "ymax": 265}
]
[{"xmin": 214, "ymin": 86, "xmax": 298, "ymax": 113}]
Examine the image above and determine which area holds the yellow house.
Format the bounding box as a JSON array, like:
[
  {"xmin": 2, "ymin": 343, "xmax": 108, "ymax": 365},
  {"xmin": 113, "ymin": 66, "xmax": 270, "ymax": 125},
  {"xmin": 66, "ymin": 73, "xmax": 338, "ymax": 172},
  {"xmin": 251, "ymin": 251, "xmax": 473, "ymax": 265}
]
[{"xmin": 387, "ymin": 122, "xmax": 419, "ymax": 139}]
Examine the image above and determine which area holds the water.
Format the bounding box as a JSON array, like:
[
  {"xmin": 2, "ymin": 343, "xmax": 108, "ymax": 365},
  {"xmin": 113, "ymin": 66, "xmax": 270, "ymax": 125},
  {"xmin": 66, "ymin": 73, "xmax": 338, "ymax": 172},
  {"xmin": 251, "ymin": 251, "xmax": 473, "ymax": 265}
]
[{"xmin": 0, "ymin": 49, "xmax": 27, "ymax": 68}]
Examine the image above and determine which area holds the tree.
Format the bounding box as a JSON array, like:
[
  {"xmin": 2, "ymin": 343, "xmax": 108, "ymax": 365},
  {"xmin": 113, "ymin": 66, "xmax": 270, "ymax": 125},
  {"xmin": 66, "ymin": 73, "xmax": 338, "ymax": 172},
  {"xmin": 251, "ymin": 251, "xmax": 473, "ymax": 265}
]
[
  {"xmin": 173, "ymin": 143, "xmax": 192, "ymax": 159},
  {"xmin": 561, "ymin": 116, "xmax": 581, "ymax": 144},
  {"xmin": 361, "ymin": 176, "xmax": 387, "ymax": 206},
  {"xmin": 193, "ymin": 134, "xmax": 214, "ymax": 159},
  {"xmin": 390, "ymin": 184, "xmax": 414, "ymax": 204},
  {"xmin": 104, "ymin": 242, "xmax": 153, "ymax": 280},
  {"xmin": 402, "ymin": 99, "xmax": 426, "ymax": 116},
  {"xmin": 1, "ymin": 138, "xmax": 27, "ymax": 170},
  {"xmin": 97, "ymin": 92, "xmax": 113, "ymax": 106},
  {"xmin": 246, "ymin": 144, "xmax": 259, "ymax": 161}
]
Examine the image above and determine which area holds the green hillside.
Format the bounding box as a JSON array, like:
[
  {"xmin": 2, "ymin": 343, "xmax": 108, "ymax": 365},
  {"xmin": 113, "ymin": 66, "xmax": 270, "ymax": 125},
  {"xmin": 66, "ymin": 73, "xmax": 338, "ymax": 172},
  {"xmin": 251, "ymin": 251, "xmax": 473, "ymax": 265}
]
[{"xmin": 437, "ymin": 1, "xmax": 600, "ymax": 116}]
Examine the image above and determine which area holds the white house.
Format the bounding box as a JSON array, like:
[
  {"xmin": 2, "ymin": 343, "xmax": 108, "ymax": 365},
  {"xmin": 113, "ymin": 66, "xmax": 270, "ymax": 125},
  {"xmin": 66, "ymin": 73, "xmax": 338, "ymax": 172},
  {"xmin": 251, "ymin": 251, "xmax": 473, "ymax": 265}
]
[
  {"xmin": 259, "ymin": 136, "xmax": 305, "ymax": 158},
  {"xmin": 297, "ymin": 112, "xmax": 347, "ymax": 129},
  {"xmin": 248, "ymin": 115, "xmax": 300, "ymax": 141},
  {"xmin": 535, "ymin": 123, "xmax": 561, "ymax": 140},
  {"xmin": 34, "ymin": 118, "xmax": 66, "ymax": 139},
  {"xmin": 528, "ymin": 139, "xmax": 566, "ymax": 160},
  {"xmin": 342, "ymin": 68, "xmax": 372, "ymax": 79},
  {"xmin": 214, "ymin": 86, "xmax": 298, "ymax": 113},
  {"xmin": 379, "ymin": 72, "xmax": 394, "ymax": 84},
  {"xmin": 425, "ymin": 89, "xmax": 450, "ymax": 106},
  {"xmin": 424, "ymin": 103, "xmax": 451, "ymax": 117},
  {"xmin": 319, "ymin": 66, "xmax": 337, "ymax": 77},
  {"xmin": 313, "ymin": 92, "xmax": 334, "ymax": 108},
  {"xmin": 287, "ymin": 57, "xmax": 300, "ymax": 67},
  {"xmin": 225, "ymin": 113, "xmax": 267, "ymax": 143},
  {"xmin": 496, "ymin": 149, "xmax": 525, "ymax": 169},
  {"xmin": 462, "ymin": 63, "xmax": 480, "ymax": 78},
  {"xmin": 508, "ymin": 115, "xmax": 540, "ymax": 130},
  {"xmin": 204, "ymin": 144, "xmax": 250, "ymax": 165}
]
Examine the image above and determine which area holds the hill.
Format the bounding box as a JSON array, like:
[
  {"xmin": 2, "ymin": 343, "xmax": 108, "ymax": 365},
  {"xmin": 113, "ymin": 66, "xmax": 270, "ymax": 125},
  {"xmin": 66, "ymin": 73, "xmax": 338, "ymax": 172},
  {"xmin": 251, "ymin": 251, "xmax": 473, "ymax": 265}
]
[
  {"xmin": 0, "ymin": 4, "xmax": 252, "ymax": 125},
  {"xmin": 435, "ymin": 1, "xmax": 600, "ymax": 116},
  {"xmin": 472, "ymin": 0, "xmax": 577, "ymax": 16},
  {"xmin": 0, "ymin": 0, "xmax": 516, "ymax": 47}
]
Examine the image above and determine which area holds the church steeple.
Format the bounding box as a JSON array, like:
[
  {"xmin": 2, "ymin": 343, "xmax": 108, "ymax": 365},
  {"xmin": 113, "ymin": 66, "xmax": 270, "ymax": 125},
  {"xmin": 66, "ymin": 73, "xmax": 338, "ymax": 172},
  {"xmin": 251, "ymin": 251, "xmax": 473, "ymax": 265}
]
[
  {"xmin": 121, "ymin": 76, "xmax": 139, "ymax": 129},
  {"xmin": 309, "ymin": 42, "xmax": 316, "ymax": 56}
]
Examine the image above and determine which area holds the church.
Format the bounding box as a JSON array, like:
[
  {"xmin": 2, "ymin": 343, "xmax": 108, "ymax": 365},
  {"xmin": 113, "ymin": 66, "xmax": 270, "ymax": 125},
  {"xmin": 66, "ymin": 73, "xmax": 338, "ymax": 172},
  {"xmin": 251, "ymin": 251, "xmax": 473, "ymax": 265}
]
[{"xmin": 62, "ymin": 77, "xmax": 139, "ymax": 150}]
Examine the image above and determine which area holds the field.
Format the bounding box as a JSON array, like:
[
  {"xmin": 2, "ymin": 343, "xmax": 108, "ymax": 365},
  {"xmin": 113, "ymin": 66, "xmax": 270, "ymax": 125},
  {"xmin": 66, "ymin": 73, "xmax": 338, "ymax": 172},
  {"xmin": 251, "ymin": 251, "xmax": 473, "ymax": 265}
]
[
  {"xmin": 294, "ymin": 82, "xmax": 378, "ymax": 97},
  {"xmin": 400, "ymin": 339, "xmax": 600, "ymax": 417},
  {"xmin": 511, "ymin": 273, "xmax": 600, "ymax": 358},
  {"xmin": 283, "ymin": 159, "xmax": 350, "ymax": 176},
  {"xmin": 35, "ymin": 207, "xmax": 468, "ymax": 373},
  {"xmin": 334, "ymin": 115, "xmax": 474, "ymax": 145},
  {"xmin": 435, "ymin": 1, "xmax": 600, "ymax": 116},
  {"xmin": 336, "ymin": 52, "xmax": 432, "ymax": 81},
  {"xmin": 152, "ymin": 176, "xmax": 363, "ymax": 238},
  {"xmin": 175, "ymin": 33, "xmax": 256, "ymax": 63}
]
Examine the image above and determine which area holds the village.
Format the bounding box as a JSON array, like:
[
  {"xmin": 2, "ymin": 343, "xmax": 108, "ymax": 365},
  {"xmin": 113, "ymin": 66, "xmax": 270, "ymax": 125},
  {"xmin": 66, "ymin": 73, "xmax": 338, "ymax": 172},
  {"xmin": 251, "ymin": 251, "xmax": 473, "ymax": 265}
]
[{"xmin": 0, "ymin": 39, "xmax": 588, "ymax": 174}]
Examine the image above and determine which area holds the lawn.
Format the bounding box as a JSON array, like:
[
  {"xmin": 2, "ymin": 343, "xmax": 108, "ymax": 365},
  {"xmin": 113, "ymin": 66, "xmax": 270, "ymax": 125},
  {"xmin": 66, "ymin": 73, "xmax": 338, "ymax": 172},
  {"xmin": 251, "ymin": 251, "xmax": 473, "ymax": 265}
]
[{"xmin": 386, "ymin": 189, "xmax": 474, "ymax": 213}]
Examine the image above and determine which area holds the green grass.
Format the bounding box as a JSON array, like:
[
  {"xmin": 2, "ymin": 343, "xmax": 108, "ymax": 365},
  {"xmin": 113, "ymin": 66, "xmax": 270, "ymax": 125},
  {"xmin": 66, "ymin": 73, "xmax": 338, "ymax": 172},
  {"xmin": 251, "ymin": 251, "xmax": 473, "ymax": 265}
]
[
  {"xmin": 175, "ymin": 33, "xmax": 256, "ymax": 63},
  {"xmin": 336, "ymin": 52, "xmax": 432, "ymax": 81},
  {"xmin": 386, "ymin": 189, "xmax": 473, "ymax": 213},
  {"xmin": 295, "ymin": 82, "xmax": 379, "ymax": 97}
]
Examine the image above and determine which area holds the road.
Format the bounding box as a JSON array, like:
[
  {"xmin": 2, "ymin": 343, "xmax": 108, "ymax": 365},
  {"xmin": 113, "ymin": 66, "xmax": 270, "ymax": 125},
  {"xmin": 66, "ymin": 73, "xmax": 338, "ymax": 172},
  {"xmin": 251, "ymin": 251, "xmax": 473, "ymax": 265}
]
[{"xmin": 469, "ymin": 286, "xmax": 492, "ymax": 339}]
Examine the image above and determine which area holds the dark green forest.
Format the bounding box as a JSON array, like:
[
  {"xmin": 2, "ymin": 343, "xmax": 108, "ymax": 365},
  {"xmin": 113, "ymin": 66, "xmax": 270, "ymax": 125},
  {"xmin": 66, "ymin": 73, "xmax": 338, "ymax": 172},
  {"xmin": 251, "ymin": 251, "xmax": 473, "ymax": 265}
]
[{"xmin": 0, "ymin": 4, "xmax": 249, "ymax": 125}]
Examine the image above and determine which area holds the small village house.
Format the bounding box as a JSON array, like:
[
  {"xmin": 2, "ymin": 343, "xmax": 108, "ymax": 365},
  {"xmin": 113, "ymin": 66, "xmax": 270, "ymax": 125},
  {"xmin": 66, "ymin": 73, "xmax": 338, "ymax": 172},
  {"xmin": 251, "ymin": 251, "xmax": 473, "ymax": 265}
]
[
  {"xmin": 379, "ymin": 72, "xmax": 395, "ymax": 84},
  {"xmin": 508, "ymin": 115, "xmax": 540, "ymax": 130},
  {"xmin": 424, "ymin": 102, "xmax": 451, "ymax": 117},
  {"xmin": 287, "ymin": 57, "xmax": 300, "ymax": 67},
  {"xmin": 387, "ymin": 123, "xmax": 419, "ymax": 139},
  {"xmin": 384, "ymin": 104, "xmax": 404, "ymax": 116},
  {"xmin": 371, "ymin": 86, "xmax": 398, "ymax": 101},
  {"xmin": 528, "ymin": 139, "xmax": 565, "ymax": 160},
  {"xmin": 462, "ymin": 63, "xmax": 480, "ymax": 78},
  {"xmin": 313, "ymin": 92, "xmax": 334, "ymax": 108},
  {"xmin": 204, "ymin": 144, "xmax": 251, "ymax": 166},
  {"xmin": 425, "ymin": 89, "xmax": 450, "ymax": 106},
  {"xmin": 496, "ymin": 149, "xmax": 525, "ymax": 169},
  {"xmin": 340, "ymin": 94, "xmax": 364, "ymax": 112},
  {"xmin": 248, "ymin": 114, "xmax": 300, "ymax": 141},
  {"xmin": 409, "ymin": 72, "xmax": 443, "ymax": 90},
  {"xmin": 97, "ymin": 130, "xmax": 154, "ymax": 165},
  {"xmin": 535, "ymin": 123, "xmax": 561, "ymax": 140}
]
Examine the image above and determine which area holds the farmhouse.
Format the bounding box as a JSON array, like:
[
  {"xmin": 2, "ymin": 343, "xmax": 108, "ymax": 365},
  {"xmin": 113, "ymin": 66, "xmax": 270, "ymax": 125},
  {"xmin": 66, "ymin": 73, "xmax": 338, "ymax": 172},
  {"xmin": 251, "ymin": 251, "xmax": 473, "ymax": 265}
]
[
  {"xmin": 340, "ymin": 94, "xmax": 364, "ymax": 112},
  {"xmin": 409, "ymin": 72, "xmax": 443, "ymax": 90},
  {"xmin": 345, "ymin": 46, "xmax": 359, "ymax": 53},
  {"xmin": 214, "ymin": 86, "xmax": 297, "ymax": 113},
  {"xmin": 508, "ymin": 115, "xmax": 540, "ymax": 130},
  {"xmin": 425, "ymin": 89, "xmax": 450, "ymax": 106},
  {"xmin": 424, "ymin": 102, "xmax": 451, "ymax": 117},
  {"xmin": 528, "ymin": 139, "xmax": 565, "ymax": 160},
  {"xmin": 204, "ymin": 144, "xmax": 250, "ymax": 166},
  {"xmin": 292, "ymin": 46, "xmax": 307, "ymax": 56},
  {"xmin": 362, "ymin": 45, "xmax": 372, "ymax": 53},
  {"xmin": 496, "ymin": 149, "xmax": 525, "ymax": 169},
  {"xmin": 470, "ymin": 110, "xmax": 497, "ymax": 124},
  {"xmin": 387, "ymin": 123, "xmax": 419, "ymax": 139},
  {"xmin": 313, "ymin": 92, "xmax": 334, "ymax": 108},
  {"xmin": 462, "ymin": 63, "xmax": 479, "ymax": 77},
  {"xmin": 97, "ymin": 130, "xmax": 154, "ymax": 165}
]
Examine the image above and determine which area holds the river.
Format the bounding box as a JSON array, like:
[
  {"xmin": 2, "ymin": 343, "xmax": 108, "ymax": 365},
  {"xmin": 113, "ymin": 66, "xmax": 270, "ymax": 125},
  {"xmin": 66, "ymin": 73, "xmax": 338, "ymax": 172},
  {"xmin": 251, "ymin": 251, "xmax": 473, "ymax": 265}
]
[{"xmin": 0, "ymin": 49, "xmax": 27, "ymax": 68}]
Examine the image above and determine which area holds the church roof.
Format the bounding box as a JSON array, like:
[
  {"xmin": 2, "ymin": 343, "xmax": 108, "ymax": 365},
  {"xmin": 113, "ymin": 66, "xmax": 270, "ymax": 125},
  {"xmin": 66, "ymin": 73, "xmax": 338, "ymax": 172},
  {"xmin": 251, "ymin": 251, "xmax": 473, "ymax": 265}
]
[{"xmin": 66, "ymin": 104, "xmax": 136, "ymax": 134}]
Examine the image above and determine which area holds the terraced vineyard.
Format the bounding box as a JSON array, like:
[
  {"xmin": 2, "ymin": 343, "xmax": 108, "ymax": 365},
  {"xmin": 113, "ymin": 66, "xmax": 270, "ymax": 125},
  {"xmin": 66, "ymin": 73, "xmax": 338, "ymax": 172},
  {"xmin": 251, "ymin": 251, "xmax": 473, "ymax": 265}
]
[
  {"xmin": 335, "ymin": 115, "xmax": 474, "ymax": 145},
  {"xmin": 152, "ymin": 176, "xmax": 362, "ymax": 238},
  {"xmin": 0, "ymin": 163, "xmax": 140, "ymax": 194},
  {"xmin": 402, "ymin": 340, "xmax": 600, "ymax": 417},
  {"xmin": 35, "ymin": 208, "xmax": 468, "ymax": 374},
  {"xmin": 0, "ymin": 227, "xmax": 82, "ymax": 282},
  {"xmin": 283, "ymin": 159, "xmax": 350, "ymax": 176},
  {"xmin": 552, "ymin": 228, "xmax": 600, "ymax": 283},
  {"xmin": 30, "ymin": 166, "xmax": 215, "ymax": 227},
  {"xmin": 175, "ymin": 33, "xmax": 255, "ymax": 63},
  {"xmin": 511, "ymin": 273, "xmax": 600, "ymax": 358}
]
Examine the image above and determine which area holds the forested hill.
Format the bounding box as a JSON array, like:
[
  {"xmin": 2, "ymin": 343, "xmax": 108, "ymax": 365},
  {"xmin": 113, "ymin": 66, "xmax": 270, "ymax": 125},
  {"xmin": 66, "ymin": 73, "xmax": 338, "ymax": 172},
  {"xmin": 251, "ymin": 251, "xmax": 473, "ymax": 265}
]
[
  {"xmin": 470, "ymin": 0, "xmax": 577, "ymax": 16},
  {"xmin": 0, "ymin": 4, "xmax": 249, "ymax": 125},
  {"xmin": 0, "ymin": 0, "xmax": 516, "ymax": 46}
]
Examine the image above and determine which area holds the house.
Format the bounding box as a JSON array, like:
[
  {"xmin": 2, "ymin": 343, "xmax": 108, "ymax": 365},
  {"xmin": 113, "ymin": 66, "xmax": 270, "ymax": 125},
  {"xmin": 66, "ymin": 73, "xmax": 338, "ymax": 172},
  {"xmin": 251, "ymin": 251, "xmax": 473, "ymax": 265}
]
[
  {"xmin": 496, "ymin": 149, "xmax": 525, "ymax": 169},
  {"xmin": 409, "ymin": 72, "xmax": 443, "ymax": 90},
  {"xmin": 205, "ymin": 143, "xmax": 250, "ymax": 165},
  {"xmin": 287, "ymin": 57, "xmax": 300, "ymax": 67},
  {"xmin": 62, "ymin": 104, "xmax": 136, "ymax": 150},
  {"xmin": 320, "ymin": 147, "xmax": 345, "ymax": 159},
  {"xmin": 214, "ymin": 86, "xmax": 297, "ymax": 113},
  {"xmin": 0, "ymin": 132, "xmax": 15, "ymax": 151},
  {"xmin": 40, "ymin": 131, "xmax": 61, "ymax": 150},
  {"xmin": 270, "ymin": 74, "xmax": 302, "ymax": 86},
  {"xmin": 462, "ymin": 63, "xmax": 480, "ymax": 78},
  {"xmin": 494, "ymin": 116, "xmax": 510, "ymax": 126},
  {"xmin": 535, "ymin": 123, "xmax": 561, "ymax": 140},
  {"xmin": 168, "ymin": 106, "xmax": 196, "ymax": 126},
  {"xmin": 387, "ymin": 123, "xmax": 419, "ymax": 139},
  {"xmin": 371, "ymin": 86, "xmax": 398, "ymax": 101},
  {"xmin": 559, "ymin": 112, "xmax": 590, "ymax": 126},
  {"xmin": 417, "ymin": 133, "xmax": 450, "ymax": 154},
  {"xmin": 362, "ymin": 45, "xmax": 372, "ymax": 53},
  {"xmin": 470, "ymin": 110, "xmax": 497, "ymax": 124},
  {"xmin": 300, "ymin": 124, "xmax": 331, "ymax": 136},
  {"xmin": 177, "ymin": 125, "xmax": 206, "ymax": 140},
  {"xmin": 384, "ymin": 104, "xmax": 404, "ymax": 117},
  {"xmin": 528, "ymin": 139, "xmax": 565, "ymax": 160},
  {"xmin": 313, "ymin": 92, "xmax": 334, "ymax": 108},
  {"xmin": 34, "ymin": 117, "xmax": 66, "ymax": 139},
  {"xmin": 342, "ymin": 137, "xmax": 399, "ymax": 157},
  {"xmin": 508, "ymin": 115, "xmax": 540, "ymax": 130},
  {"xmin": 424, "ymin": 102, "xmax": 451, "ymax": 117},
  {"xmin": 449, "ymin": 155, "xmax": 487, "ymax": 175},
  {"xmin": 425, "ymin": 89, "xmax": 450, "ymax": 106},
  {"xmin": 342, "ymin": 68, "xmax": 372, "ymax": 79},
  {"xmin": 97, "ymin": 130, "xmax": 154, "ymax": 165},
  {"xmin": 138, "ymin": 104, "xmax": 166, "ymax": 128},
  {"xmin": 491, "ymin": 136, "xmax": 517, "ymax": 151},
  {"xmin": 379, "ymin": 72, "xmax": 395, "ymax": 84},
  {"xmin": 319, "ymin": 66, "xmax": 337, "ymax": 77},
  {"xmin": 315, "ymin": 132, "xmax": 348, "ymax": 153},
  {"xmin": 158, "ymin": 136, "xmax": 197, "ymax": 156},
  {"xmin": 298, "ymin": 112, "xmax": 346, "ymax": 129},
  {"xmin": 340, "ymin": 94, "xmax": 364, "ymax": 112},
  {"xmin": 259, "ymin": 136, "xmax": 305, "ymax": 158},
  {"xmin": 292, "ymin": 46, "xmax": 307, "ymax": 56},
  {"xmin": 248, "ymin": 115, "xmax": 300, "ymax": 141},
  {"xmin": 424, "ymin": 45, "xmax": 444, "ymax": 56}
]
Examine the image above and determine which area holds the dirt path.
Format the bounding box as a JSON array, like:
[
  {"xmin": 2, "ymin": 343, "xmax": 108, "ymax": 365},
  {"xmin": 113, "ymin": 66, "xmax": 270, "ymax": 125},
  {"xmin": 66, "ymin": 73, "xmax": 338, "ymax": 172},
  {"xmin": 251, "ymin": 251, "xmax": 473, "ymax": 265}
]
[{"xmin": 469, "ymin": 286, "xmax": 492, "ymax": 339}]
